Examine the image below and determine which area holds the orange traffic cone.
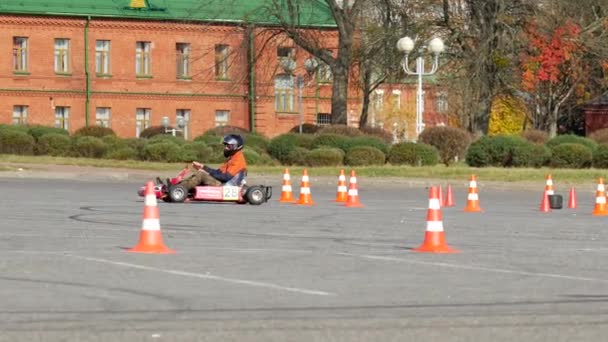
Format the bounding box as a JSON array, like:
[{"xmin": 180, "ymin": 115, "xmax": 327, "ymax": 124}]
[
  {"xmin": 568, "ymin": 187, "xmax": 577, "ymax": 209},
  {"xmin": 344, "ymin": 170, "xmax": 363, "ymax": 208},
  {"xmin": 413, "ymin": 186, "xmax": 458, "ymax": 253},
  {"xmin": 540, "ymin": 190, "xmax": 551, "ymax": 213},
  {"xmin": 445, "ymin": 184, "xmax": 455, "ymax": 207},
  {"xmin": 464, "ymin": 175, "xmax": 482, "ymax": 212},
  {"xmin": 279, "ymin": 168, "xmax": 296, "ymax": 203},
  {"xmin": 438, "ymin": 185, "xmax": 445, "ymax": 207},
  {"xmin": 129, "ymin": 181, "xmax": 174, "ymax": 254},
  {"xmin": 545, "ymin": 174, "xmax": 555, "ymax": 195},
  {"xmin": 296, "ymin": 169, "xmax": 315, "ymax": 205},
  {"xmin": 592, "ymin": 178, "xmax": 608, "ymax": 216},
  {"xmin": 334, "ymin": 169, "xmax": 348, "ymax": 202}
]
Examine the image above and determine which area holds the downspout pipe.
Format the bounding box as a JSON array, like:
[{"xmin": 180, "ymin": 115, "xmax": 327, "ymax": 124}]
[
  {"xmin": 84, "ymin": 16, "xmax": 91, "ymax": 127},
  {"xmin": 248, "ymin": 27, "xmax": 255, "ymax": 132}
]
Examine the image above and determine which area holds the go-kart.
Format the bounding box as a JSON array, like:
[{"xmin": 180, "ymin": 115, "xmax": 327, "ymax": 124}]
[{"xmin": 137, "ymin": 167, "xmax": 272, "ymax": 205}]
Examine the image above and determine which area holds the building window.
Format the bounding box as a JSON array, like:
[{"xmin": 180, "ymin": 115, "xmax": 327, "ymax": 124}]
[
  {"xmin": 54, "ymin": 38, "xmax": 70, "ymax": 73},
  {"xmin": 176, "ymin": 43, "xmax": 190, "ymax": 78},
  {"xmin": 12, "ymin": 37, "xmax": 28, "ymax": 72},
  {"xmin": 391, "ymin": 90, "xmax": 401, "ymax": 110},
  {"xmin": 55, "ymin": 107, "xmax": 70, "ymax": 130},
  {"xmin": 96, "ymin": 107, "xmax": 111, "ymax": 127},
  {"xmin": 215, "ymin": 110, "xmax": 229, "ymax": 127},
  {"xmin": 316, "ymin": 63, "xmax": 332, "ymax": 83},
  {"xmin": 95, "ymin": 40, "xmax": 111, "ymax": 75},
  {"xmin": 274, "ymin": 74, "xmax": 295, "ymax": 112},
  {"xmin": 215, "ymin": 44, "xmax": 229, "ymax": 79},
  {"xmin": 372, "ymin": 90, "xmax": 384, "ymax": 112},
  {"xmin": 176, "ymin": 109, "xmax": 190, "ymax": 139},
  {"xmin": 316, "ymin": 113, "xmax": 331, "ymax": 125},
  {"xmin": 12, "ymin": 105, "xmax": 28, "ymax": 125},
  {"xmin": 136, "ymin": 108, "xmax": 150, "ymax": 137},
  {"xmin": 135, "ymin": 41, "xmax": 151, "ymax": 76},
  {"xmin": 437, "ymin": 91, "xmax": 448, "ymax": 113}
]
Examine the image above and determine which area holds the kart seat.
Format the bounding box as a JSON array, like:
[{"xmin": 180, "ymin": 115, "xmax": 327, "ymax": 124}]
[{"xmin": 225, "ymin": 170, "xmax": 247, "ymax": 186}]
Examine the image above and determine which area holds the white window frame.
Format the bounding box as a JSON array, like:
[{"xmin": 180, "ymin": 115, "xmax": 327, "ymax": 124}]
[
  {"xmin": 12, "ymin": 105, "xmax": 28, "ymax": 125},
  {"xmin": 135, "ymin": 41, "xmax": 151, "ymax": 76},
  {"xmin": 54, "ymin": 38, "xmax": 70, "ymax": 73},
  {"xmin": 392, "ymin": 90, "xmax": 401, "ymax": 110},
  {"xmin": 12, "ymin": 37, "xmax": 28, "ymax": 72},
  {"xmin": 215, "ymin": 110, "xmax": 229, "ymax": 127},
  {"xmin": 215, "ymin": 44, "xmax": 229, "ymax": 79},
  {"xmin": 55, "ymin": 106, "xmax": 70, "ymax": 130},
  {"xmin": 95, "ymin": 107, "xmax": 111, "ymax": 127},
  {"xmin": 176, "ymin": 109, "xmax": 190, "ymax": 139},
  {"xmin": 176, "ymin": 43, "xmax": 190, "ymax": 78},
  {"xmin": 95, "ymin": 40, "xmax": 111, "ymax": 75},
  {"xmin": 274, "ymin": 74, "xmax": 295, "ymax": 112},
  {"xmin": 136, "ymin": 108, "xmax": 151, "ymax": 137}
]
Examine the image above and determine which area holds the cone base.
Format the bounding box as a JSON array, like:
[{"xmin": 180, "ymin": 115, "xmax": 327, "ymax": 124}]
[
  {"xmin": 279, "ymin": 197, "xmax": 296, "ymax": 203},
  {"xmin": 464, "ymin": 207, "xmax": 482, "ymax": 212},
  {"xmin": 592, "ymin": 210, "xmax": 608, "ymax": 216},
  {"xmin": 128, "ymin": 230, "xmax": 174, "ymax": 254},
  {"xmin": 344, "ymin": 201, "xmax": 363, "ymax": 208},
  {"xmin": 412, "ymin": 231, "xmax": 458, "ymax": 253},
  {"xmin": 297, "ymin": 197, "xmax": 315, "ymax": 205}
]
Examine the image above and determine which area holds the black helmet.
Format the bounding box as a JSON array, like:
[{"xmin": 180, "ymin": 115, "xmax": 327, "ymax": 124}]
[{"xmin": 222, "ymin": 134, "xmax": 244, "ymax": 157}]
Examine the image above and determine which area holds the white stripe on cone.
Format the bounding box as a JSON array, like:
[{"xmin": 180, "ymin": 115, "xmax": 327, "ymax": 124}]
[
  {"xmin": 597, "ymin": 196, "xmax": 606, "ymax": 204},
  {"xmin": 350, "ymin": 177, "xmax": 357, "ymax": 184},
  {"xmin": 145, "ymin": 195, "xmax": 157, "ymax": 206},
  {"xmin": 469, "ymin": 181, "xmax": 477, "ymax": 188},
  {"xmin": 301, "ymin": 187, "xmax": 311, "ymax": 194},
  {"xmin": 338, "ymin": 185, "xmax": 347, "ymax": 192},
  {"xmin": 426, "ymin": 220, "xmax": 444, "ymax": 232},
  {"xmin": 348, "ymin": 189, "xmax": 358, "ymax": 196},
  {"xmin": 468, "ymin": 193, "xmax": 479, "ymax": 201},
  {"xmin": 302, "ymin": 175, "xmax": 309, "ymax": 182},
  {"xmin": 142, "ymin": 218, "xmax": 160, "ymax": 231},
  {"xmin": 283, "ymin": 174, "xmax": 290, "ymax": 180},
  {"xmin": 428, "ymin": 198, "xmax": 440, "ymax": 210},
  {"xmin": 282, "ymin": 185, "xmax": 292, "ymax": 191}
]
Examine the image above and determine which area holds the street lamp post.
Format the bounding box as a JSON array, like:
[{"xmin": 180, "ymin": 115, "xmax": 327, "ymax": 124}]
[
  {"xmin": 397, "ymin": 36, "xmax": 445, "ymax": 138},
  {"xmin": 161, "ymin": 116, "xmax": 185, "ymax": 137}
]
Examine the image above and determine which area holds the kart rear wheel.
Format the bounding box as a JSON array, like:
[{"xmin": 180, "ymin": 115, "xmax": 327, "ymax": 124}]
[
  {"xmin": 245, "ymin": 186, "xmax": 266, "ymax": 205},
  {"xmin": 169, "ymin": 184, "xmax": 188, "ymax": 203}
]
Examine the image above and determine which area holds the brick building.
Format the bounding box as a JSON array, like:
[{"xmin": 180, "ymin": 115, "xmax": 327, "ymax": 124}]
[{"xmin": 0, "ymin": 0, "xmax": 446, "ymax": 140}]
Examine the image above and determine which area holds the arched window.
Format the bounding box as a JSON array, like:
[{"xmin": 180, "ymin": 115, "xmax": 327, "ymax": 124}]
[{"xmin": 275, "ymin": 74, "xmax": 295, "ymax": 112}]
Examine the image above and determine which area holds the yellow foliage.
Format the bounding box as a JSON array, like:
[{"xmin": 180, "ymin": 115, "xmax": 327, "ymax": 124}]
[{"xmin": 488, "ymin": 96, "xmax": 527, "ymax": 136}]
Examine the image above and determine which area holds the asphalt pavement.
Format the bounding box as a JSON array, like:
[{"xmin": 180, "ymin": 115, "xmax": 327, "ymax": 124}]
[{"xmin": 0, "ymin": 166, "xmax": 607, "ymax": 341}]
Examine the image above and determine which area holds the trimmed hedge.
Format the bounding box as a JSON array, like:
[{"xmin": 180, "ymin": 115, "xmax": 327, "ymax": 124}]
[
  {"xmin": 304, "ymin": 147, "xmax": 344, "ymax": 166},
  {"xmin": 549, "ymin": 143, "xmax": 592, "ymax": 168},
  {"xmin": 344, "ymin": 146, "xmax": 385, "ymax": 166},
  {"xmin": 141, "ymin": 141, "xmax": 182, "ymax": 162},
  {"xmin": 347, "ymin": 136, "xmax": 388, "ymax": 154},
  {"xmin": 140, "ymin": 126, "xmax": 184, "ymax": 139},
  {"xmin": 73, "ymin": 125, "xmax": 116, "ymax": 138},
  {"xmin": 71, "ymin": 136, "xmax": 107, "ymax": 158},
  {"xmin": 546, "ymin": 134, "xmax": 597, "ymax": 152},
  {"xmin": 267, "ymin": 133, "xmax": 299, "ymax": 164},
  {"xmin": 418, "ymin": 126, "xmax": 471, "ymax": 166},
  {"xmin": 592, "ymin": 144, "xmax": 608, "ymax": 168},
  {"xmin": 316, "ymin": 125, "xmax": 363, "ymax": 137},
  {"xmin": 36, "ymin": 133, "xmax": 72, "ymax": 156},
  {"xmin": 0, "ymin": 129, "xmax": 35, "ymax": 155},
  {"xmin": 27, "ymin": 125, "xmax": 69, "ymax": 141},
  {"xmin": 311, "ymin": 133, "xmax": 351, "ymax": 151},
  {"xmin": 388, "ymin": 142, "xmax": 439, "ymax": 166}
]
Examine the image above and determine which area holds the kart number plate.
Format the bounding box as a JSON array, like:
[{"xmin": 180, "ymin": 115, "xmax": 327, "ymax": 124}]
[{"xmin": 223, "ymin": 186, "xmax": 240, "ymax": 200}]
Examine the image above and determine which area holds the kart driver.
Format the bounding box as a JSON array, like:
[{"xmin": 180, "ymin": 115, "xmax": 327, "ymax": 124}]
[{"xmin": 177, "ymin": 134, "xmax": 247, "ymax": 191}]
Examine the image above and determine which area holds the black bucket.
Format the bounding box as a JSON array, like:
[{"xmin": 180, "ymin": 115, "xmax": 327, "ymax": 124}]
[{"xmin": 548, "ymin": 194, "xmax": 563, "ymax": 209}]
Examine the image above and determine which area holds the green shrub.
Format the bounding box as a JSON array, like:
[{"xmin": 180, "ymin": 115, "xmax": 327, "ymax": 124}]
[
  {"xmin": 0, "ymin": 124, "xmax": 29, "ymax": 133},
  {"xmin": 511, "ymin": 141, "xmax": 551, "ymax": 168},
  {"xmin": 593, "ymin": 144, "xmax": 608, "ymax": 168},
  {"xmin": 267, "ymin": 134, "xmax": 299, "ymax": 164},
  {"xmin": 546, "ymin": 134, "xmax": 597, "ymax": 152},
  {"xmin": 388, "ymin": 142, "xmax": 439, "ymax": 166},
  {"xmin": 294, "ymin": 134, "xmax": 315, "ymax": 149},
  {"xmin": 418, "ymin": 126, "xmax": 471, "ymax": 165},
  {"xmin": 345, "ymin": 146, "xmax": 386, "ymax": 166},
  {"xmin": 0, "ymin": 130, "xmax": 35, "ymax": 155},
  {"xmin": 140, "ymin": 126, "xmax": 183, "ymax": 139},
  {"xmin": 316, "ymin": 125, "xmax": 363, "ymax": 137},
  {"xmin": 588, "ymin": 128, "xmax": 608, "ymax": 145},
  {"xmin": 304, "ymin": 147, "xmax": 344, "ymax": 167},
  {"xmin": 36, "ymin": 133, "xmax": 72, "ymax": 156},
  {"xmin": 101, "ymin": 135, "xmax": 127, "ymax": 150},
  {"xmin": 202, "ymin": 125, "xmax": 249, "ymax": 136},
  {"xmin": 141, "ymin": 141, "xmax": 182, "ymax": 162},
  {"xmin": 71, "ymin": 136, "xmax": 108, "ymax": 158},
  {"xmin": 465, "ymin": 138, "xmax": 491, "ymax": 167},
  {"xmin": 521, "ymin": 129, "xmax": 549, "ymax": 144},
  {"xmin": 181, "ymin": 142, "xmax": 213, "ymax": 162},
  {"xmin": 347, "ymin": 136, "xmax": 388, "ymax": 154},
  {"xmin": 360, "ymin": 126, "xmax": 393, "ymax": 144},
  {"xmin": 286, "ymin": 147, "xmax": 310, "ymax": 165},
  {"xmin": 193, "ymin": 134, "xmax": 223, "ymax": 145},
  {"xmin": 242, "ymin": 133, "xmax": 269, "ymax": 154},
  {"xmin": 484, "ymin": 135, "xmax": 526, "ymax": 167},
  {"xmin": 243, "ymin": 147, "xmax": 263, "ymax": 165},
  {"xmin": 148, "ymin": 134, "xmax": 186, "ymax": 146},
  {"xmin": 289, "ymin": 123, "xmax": 322, "ymax": 134},
  {"xmin": 27, "ymin": 125, "xmax": 68, "ymax": 141},
  {"xmin": 73, "ymin": 125, "xmax": 116, "ymax": 138},
  {"xmin": 105, "ymin": 147, "xmax": 138, "ymax": 160},
  {"xmin": 414, "ymin": 143, "xmax": 440, "ymax": 166},
  {"xmin": 123, "ymin": 138, "xmax": 146, "ymax": 159},
  {"xmin": 549, "ymin": 143, "xmax": 592, "ymax": 168},
  {"xmin": 311, "ymin": 133, "xmax": 351, "ymax": 151}
]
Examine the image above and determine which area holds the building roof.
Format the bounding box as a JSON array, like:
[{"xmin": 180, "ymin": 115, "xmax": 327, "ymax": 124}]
[{"xmin": 0, "ymin": 0, "xmax": 335, "ymax": 27}]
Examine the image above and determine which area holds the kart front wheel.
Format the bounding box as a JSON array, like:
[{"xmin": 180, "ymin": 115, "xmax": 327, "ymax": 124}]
[
  {"xmin": 245, "ymin": 186, "xmax": 266, "ymax": 205},
  {"xmin": 169, "ymin": 184, "xmax": 188, "ymax": 203}
]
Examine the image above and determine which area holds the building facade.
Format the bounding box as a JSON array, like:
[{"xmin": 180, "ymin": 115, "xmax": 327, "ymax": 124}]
[{"xmin": 0, "ymin": 0, "xmax": 445, "ymax": 139}]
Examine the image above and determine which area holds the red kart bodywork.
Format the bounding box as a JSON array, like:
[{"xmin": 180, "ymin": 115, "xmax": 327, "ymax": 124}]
[{"xmin": 138, "ymin": 167, "xmax": 271, "ymax": 205}]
